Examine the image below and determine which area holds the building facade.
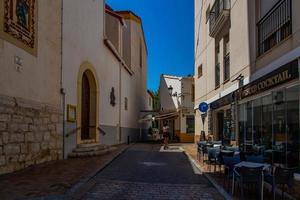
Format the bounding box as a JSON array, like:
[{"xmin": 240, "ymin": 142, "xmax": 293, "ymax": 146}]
[
  {"xmin": 159, "ymin": 75, "xmax": 195, "ymax": 143},
  {"xmin": 0, "ymin": 0, "xmax": 63, "ymax": 174},
  {"xmin": 195, "ymin": 0, "xmax": 300, "ymax": 168},
  {"xmin": 62, "ymin": 0, "xmax": 149, "ymax": 157}
]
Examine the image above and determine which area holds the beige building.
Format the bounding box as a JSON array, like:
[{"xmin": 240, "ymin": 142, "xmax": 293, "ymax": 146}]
[
  {"xmin": 0, "ymin": 0, "xmax": 63, "ymax": 174},
  {"xmin": 159, "ymin": 75, "xmax": 195, "ymax": 143},
  {"xmin": 195, "ymin": 0, "xmax": 300, "ymax": 168},
  {"xmin": 63, "ymin": 1, "xmax": 149, "ymax": 157}
]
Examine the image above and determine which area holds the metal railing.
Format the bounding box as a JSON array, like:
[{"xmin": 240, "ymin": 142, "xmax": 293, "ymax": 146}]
[
  {"xmin": 224, "ymin": 53, "xmax": 230, "ymax": 81},
  {"xmin": 209, "ymin": 0, "xmax": 231, "ymax": 34},
  {"xmin": 215, "ymin": 63, "xmax": 220, "ymax": 87},
  {"xmin": 257, "ymin": 0, "xmax": 292, "ymax": 56}
]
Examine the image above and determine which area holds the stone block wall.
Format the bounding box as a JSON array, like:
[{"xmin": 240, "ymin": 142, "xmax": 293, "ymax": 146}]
[{"xmin": 0, "ymin": 94, "xmax": 63, "ymax": 175}]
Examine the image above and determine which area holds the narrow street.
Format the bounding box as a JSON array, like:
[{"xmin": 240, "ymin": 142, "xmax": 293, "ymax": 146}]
[{"xmin": 79, "ymin": 143, "xmax": 224, "ymax": 200}]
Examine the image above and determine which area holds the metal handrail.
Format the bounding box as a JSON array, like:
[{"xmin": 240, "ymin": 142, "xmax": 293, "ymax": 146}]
[{"xmin": 65, "ymin": 126, "xmax": 106, "ymax": 137}]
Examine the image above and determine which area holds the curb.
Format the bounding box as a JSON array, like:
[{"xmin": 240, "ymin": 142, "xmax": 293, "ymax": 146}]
[
  {"xmin": 64, "ymin": 143, "xmax": 134, "ymax": 200},
  {"xmin": 183, "ymin": 150, "xmax": 233, "ymax": 200}
]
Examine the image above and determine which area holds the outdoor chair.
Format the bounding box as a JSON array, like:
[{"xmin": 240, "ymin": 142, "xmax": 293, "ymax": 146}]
[
  {"xmin": 233, "ymin": 166, "xmax": 264, "ymax": 199},
  {"xmin": 223, "ymin": 155, "xmax": 241, "ymax": 191},
  {"xmin": 207, "ymin": 147, "xmax": 221, "ymax": 172},
  {"xmin": 272, "ymin": 167, "xmax": 297, "ymax": 199},
  {"xmin": 225, "ymin": 146, "xmax": 239, "ymax": 152},
  {"xmin": 197, "ymin": 141, "xmax": 207, "ymax": 162},
  {"xmin": 245, "ymin": 154, "xmax": 264, "ymax": 163}
]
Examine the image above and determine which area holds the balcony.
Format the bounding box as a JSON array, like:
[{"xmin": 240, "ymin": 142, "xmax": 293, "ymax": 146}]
[
  {"xmin": 257, "ymin": 0, "xmax": 292, "ymax": 56},
  {"xmin": 209, "ymin": 0, "xmax": 231, "ymax": 38}
]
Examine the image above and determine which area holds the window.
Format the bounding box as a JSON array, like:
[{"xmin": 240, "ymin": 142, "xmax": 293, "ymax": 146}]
[
  {"xmin": 197, "ymin": 65, "xmax": 203, "ymax": 78},
  {"xmin": 257, "ymin": 0, "xmax": 292, "ymax": 56},
  {"xmin": 124, "ymin": 97, "xmax": 128, "ymax": 110},
  {"xmin": 149, "ymin": 97, "xmax": 152, "ymax": 107},
  {"xmin": 205, "ymin": 4, "xmax": 210, "ymax": 24},
  {"xmin": 223, "ymin": 34, "xmax": 230, "ymax": 81},
  {"xmin": 215, "ymin": 44, "xmax": 220, "ymax": 87},
  {"xmin": 139, "ymin": 38, "xmax": 143, "ymax": 68},
  {"xmin": 238, "ymin": 84, "xmax": 300, "ymax": 168},
  {"xmin": 192, "ymin": 84, "xmax": 195, "ymax": 102},
  {"xmin": 186, "ymin": 115, "xmax": 195, "ymax": 134}
]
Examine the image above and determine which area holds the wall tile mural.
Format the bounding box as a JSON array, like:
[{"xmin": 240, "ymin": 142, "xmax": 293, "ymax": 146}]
[{"xmin": 0, "ymin": 0, "xmax": 37, "ymax": 55}]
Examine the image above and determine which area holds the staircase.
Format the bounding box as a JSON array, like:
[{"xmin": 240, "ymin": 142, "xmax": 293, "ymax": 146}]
[{"xmin": 68, "ymin": 143, "xmax": 117, "ymax": 158}]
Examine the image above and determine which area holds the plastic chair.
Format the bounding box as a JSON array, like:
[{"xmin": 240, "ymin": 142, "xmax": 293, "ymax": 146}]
[
  {"xmin": 207, "ymin": 147, "xmax": 221, "ymax": 172},
  {"xmin": 273, "ymin": 167, "xmax": 297, "ymax": 199},
  {"xmin": 197, "ymin": 141, "xmax": 207, "ymax": 162},
  {"xmin": 234, "ymin": 166, "xmax": 264, "ymax": 199},
  {"xmin": 245, "ymin": 154, "xmax": 264, "ymax": 163},
  {"xmin": 223, "ymin": 155, "xmax": 241, "ymax": 190}
]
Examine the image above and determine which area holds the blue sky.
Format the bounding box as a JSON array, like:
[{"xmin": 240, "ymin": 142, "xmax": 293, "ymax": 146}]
[{"xmin": 106, "ymin": 0, "xmax": 194, "ymax": 92}]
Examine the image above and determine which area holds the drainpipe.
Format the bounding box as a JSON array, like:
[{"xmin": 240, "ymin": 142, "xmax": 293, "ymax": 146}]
[
  {"xmin": 119, "ymin": 61, "xmax": 122, "ymax": 144},
  {"xmin": 118, "ymin": 21, "xmax": 123, "ymax": 144},
  {"xmin": 60, "ymin": 0, "xmax": 65, "ymax": 159},
  {"xmin": 298, "ymin": 58, "xmax": 300, "ymax": 168}
]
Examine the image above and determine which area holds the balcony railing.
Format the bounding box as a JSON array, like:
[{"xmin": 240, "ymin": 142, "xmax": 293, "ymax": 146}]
[
  {"xmin": 215, "ymin": 63, "xmax": 220, "ymax": 87},
  {"xmin": 209, "ymin": 0, "xmax": 231, "ymax": 37},
  {"xmin": 258, "ymin": 0, "xmax": 292, "ymax": 56},
  {"xmin": 224, "ymin": 53, "xmax": 230, "ymax": 82}
]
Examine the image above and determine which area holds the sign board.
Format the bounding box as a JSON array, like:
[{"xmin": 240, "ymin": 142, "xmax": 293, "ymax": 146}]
[{"xmin": 199, "ymin": 102, "xmax": 209, "ymax": 113}]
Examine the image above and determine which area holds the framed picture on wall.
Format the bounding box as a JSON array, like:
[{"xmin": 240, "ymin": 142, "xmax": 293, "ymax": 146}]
[{"xmin": 67, "ymin": 105, "xmax": 76, "ymax": 122}]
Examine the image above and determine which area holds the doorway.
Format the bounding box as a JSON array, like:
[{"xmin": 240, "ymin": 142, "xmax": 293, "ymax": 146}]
[
  {"xmin": 217, "ymin": 112, "xmax": 224, "ymax": 141},
  {"xmin": 80, "ymin": 70, "xmax": 97, "ymax": 142}
]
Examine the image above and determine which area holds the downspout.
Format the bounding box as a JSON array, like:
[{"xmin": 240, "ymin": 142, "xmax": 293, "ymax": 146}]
[
  {"xmin": 118, "ymin": 20, "xmax": 123, "ymax": 144},
  {"xmin": 60, "ymin": 0, "xmax": 66, "ymax": 159},
  {"xmin": 119, "ymin": 59, "xmax": 122, "ymax": 144}
]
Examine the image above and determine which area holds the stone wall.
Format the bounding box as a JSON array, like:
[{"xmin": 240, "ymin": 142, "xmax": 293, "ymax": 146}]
[{"xmin": 0, "ymin": 94, "xmax": 63, "ymax": 175}]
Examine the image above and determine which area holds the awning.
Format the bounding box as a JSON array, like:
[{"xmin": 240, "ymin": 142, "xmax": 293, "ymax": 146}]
[{"xmin": 138, "ymin": 111, "xmax": 179, "ymax": 123}]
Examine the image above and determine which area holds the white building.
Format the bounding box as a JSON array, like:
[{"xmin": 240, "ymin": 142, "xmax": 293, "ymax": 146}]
[
  {"xmin": 62, "ymin": 1, "xmax": 149, "ymax": 157},
  {"xmin": 195, "ymin": 0, "xmax": 300, "ymax": 168},
  {"xmin": 159, "ymin": 75, "xmax": 195, "ymax": 143}
]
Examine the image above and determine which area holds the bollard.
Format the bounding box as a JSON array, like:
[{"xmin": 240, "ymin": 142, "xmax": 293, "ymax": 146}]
[{"xmin": 127, "ymin": 136, "xmax": 130, "ymax": 145}]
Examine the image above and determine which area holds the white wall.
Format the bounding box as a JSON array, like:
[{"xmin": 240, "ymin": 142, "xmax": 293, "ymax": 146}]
[
  {"xmin": 0, "ymin": 0, "xmax": 62, "ymax": 106},
  {"xmin": 63, "ymin": 1, "xmax": 148, "ymax": 148},
  {"xmin": 159, "ymin": 75, "xmax": 182, "ymax": 112}
]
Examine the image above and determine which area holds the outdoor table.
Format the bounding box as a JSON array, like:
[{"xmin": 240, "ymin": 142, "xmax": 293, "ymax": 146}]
[
  {"xmin": 220, "ymin": 150, "xmax": 234, "ymax": 157},
  {"xmin": 232, "ymin": 161, "xmax": 271, "ymax": 199}
]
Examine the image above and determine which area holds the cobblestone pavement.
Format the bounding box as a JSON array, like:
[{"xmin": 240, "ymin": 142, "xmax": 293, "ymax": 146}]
[
  {"xmin": 80, "ymin": 143, "xmax": 224, "ymax": 200},
  {"xmin": 0, "ymin": 144, "xmax": 128, "ymax": 200}
]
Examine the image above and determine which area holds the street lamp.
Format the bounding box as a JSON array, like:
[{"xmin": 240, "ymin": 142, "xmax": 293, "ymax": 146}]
[{"xmin": 168, "ymin": 85, "xmax": 177, "ymax": 97}]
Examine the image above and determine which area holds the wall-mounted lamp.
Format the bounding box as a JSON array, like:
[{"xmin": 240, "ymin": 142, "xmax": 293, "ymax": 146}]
[
  {"xmin": 168, "ymin": 85, "xmax": 177, "ymax": 97},
  {"xmin": 232, "ymin": 74, "xmax": 244, "ymax": 87}
]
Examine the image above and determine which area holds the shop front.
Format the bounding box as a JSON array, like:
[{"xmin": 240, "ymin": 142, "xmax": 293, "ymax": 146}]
[
  {"xmin": 237, "ymin": 59, "xmax": 299, "ymax": 168},
  {"xmin": 209, "ymin": 92, "xmax": 236, "ymax": 145}
]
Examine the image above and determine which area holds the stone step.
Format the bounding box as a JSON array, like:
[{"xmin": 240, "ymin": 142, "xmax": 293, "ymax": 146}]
[
  {"xmin": 68, "ymin": 146, "xmax": 117, "ymax": 158},
  {"xmin": 73, "ymin": 145, "xmax": 108, "ymax": 153},
  {"xmin": 77, "ymin": 143, "xmax": 106, "ymax": 148}
]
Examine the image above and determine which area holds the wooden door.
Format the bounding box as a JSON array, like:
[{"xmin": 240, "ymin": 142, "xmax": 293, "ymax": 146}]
[{"xmin": 81, "ymin": 73, "xmax": 90, "ymax": 140}]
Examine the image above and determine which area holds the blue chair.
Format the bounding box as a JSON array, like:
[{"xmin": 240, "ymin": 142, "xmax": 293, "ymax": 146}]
[
  {"xmin": 197, "ymin": 141, "xmax": 207, "ymax": 162},
  {"xmin": 207, "ymin": 147, "xmax": 221, "ymax": 172},
  {"xmin": 223, "ymin": 155, "xmax": 241, "ymax": 190},
  {"xmin": 245, "ymin": 154, "xmax": 264, "ymax": 163},
  {"xmin": 234, "ymin": 166, "xmax": 264, "ymax": 199}
]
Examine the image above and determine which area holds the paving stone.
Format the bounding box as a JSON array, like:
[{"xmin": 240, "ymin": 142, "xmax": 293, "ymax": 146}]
[
  {"xmin": 0, "ymin": 122, "xmax": 7, "ymax": 131},
  {"xmin": 4, "ymin": 144, "xmax": 20, "ymax": 155},
  {"xmin": 80, "ymin": 144, "xmax": 224, "ymax": 200},
  {"xmin": 0, "ymin": 114, "xmax": 11, "ymax": 122}
]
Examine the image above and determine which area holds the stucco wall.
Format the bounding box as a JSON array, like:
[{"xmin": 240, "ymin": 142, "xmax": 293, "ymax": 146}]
[
  {"xmin": 0, "ymin": 0, "xmax": 63, "ymax": 174},
  {"xmin": 63, "ymin": 0, "xmax": 148, "ymax": 154},
  {"xmin": 0, "ymin": 0, "xmax": 62, "ymax": 106},
  {"xmin": 194, "ymin": 0, "xmax": 251, "ymax": 138}
]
